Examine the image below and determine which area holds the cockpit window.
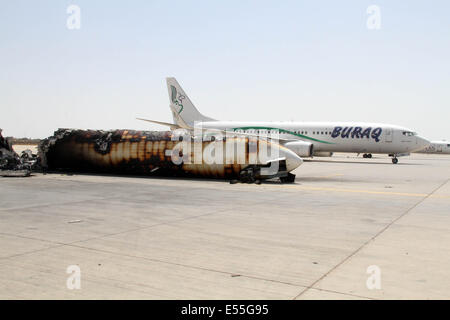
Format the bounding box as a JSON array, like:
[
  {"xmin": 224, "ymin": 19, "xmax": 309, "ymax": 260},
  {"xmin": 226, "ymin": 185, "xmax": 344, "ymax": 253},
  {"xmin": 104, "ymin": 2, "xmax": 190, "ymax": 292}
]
[{"xmin": 402, "ymin": 131, "xmax": 417, "ymax": 137}]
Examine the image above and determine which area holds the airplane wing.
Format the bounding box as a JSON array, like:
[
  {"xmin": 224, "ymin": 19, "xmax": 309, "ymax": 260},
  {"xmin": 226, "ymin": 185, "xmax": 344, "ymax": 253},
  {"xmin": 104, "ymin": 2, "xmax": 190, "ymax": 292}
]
[{"xmin": 136, "ymin": 118, "xmax": 182, "ymax": 130}]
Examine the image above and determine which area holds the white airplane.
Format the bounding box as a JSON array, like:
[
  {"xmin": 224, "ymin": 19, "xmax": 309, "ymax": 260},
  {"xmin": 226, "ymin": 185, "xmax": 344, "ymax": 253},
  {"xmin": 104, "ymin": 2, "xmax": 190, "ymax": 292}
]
[
  {"xmin": 415, "ymin": 141, "xmax": 450, "ymax": 154},
  {"xmin": 139, "ymin": 78, "xmax": 430, "ymax": 164}
]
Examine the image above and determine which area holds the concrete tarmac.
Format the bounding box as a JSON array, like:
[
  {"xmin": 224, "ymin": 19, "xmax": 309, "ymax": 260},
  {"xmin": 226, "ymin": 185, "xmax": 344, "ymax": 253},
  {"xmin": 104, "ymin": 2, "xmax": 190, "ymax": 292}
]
[{"xmin": 1, "ymin": 153, "xmax": 449, "ymax": 299}]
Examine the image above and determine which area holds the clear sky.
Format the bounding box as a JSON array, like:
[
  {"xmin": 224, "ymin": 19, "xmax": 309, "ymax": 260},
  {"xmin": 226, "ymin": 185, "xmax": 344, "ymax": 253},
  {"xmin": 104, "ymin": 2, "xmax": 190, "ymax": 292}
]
[{"xmin": 1, "ymin": 1, "xmax": 449, "ymax": 140}]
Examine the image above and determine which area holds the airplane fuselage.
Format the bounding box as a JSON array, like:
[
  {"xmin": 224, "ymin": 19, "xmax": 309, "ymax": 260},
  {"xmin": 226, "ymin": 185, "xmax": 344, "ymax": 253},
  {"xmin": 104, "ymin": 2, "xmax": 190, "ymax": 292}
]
[
  {"xmin": 416, "ymin": 141, "xmax": 450, "ymax": 154},
  {"xmin": 199, "ymin": 121, "xmax": 430, "ymax": 155}
]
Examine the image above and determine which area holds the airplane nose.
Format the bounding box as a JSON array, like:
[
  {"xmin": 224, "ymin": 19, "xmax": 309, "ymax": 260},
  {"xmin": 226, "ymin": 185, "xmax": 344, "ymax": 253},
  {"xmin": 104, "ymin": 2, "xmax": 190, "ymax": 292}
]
[
  {"xmin": 414, "ymin": 136, "xmax": 430, "ymax": 152},
  {"xmin": 284, "ymin": 149, "xmax": 303, "ymax": 172}
]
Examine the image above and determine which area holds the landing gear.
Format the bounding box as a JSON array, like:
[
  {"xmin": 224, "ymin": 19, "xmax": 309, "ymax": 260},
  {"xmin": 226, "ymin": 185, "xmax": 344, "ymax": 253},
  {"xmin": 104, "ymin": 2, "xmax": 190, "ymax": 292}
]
[
  {"xmin": 239, "ymin": 167, "xmax": 256, "ymax": 184},
  {"xmin": 363, "ymin": 153, "xmax": 372, "ymax": 158},
  {"xmin": 280, "ymin": 173, "xmax": 296, "ymax": 183},
  {"xmin": 392, "ymin": 157, "xmax": 398, "ymax": 164},
  {"xmin": 231, "ymin": 167, "xmax": 264, "ymax": 184},
  {"xmin": 235, "ymin": 167, "xmax": 263, "ymax": 184},
  {"xmin": 231, "ymin": 161, "xmax": 295, "ymax": 184}
]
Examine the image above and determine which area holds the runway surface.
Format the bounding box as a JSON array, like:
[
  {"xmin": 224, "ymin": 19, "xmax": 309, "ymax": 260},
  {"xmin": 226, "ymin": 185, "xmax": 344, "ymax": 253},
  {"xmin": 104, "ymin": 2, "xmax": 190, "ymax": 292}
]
[{"xmin": 1, "ymin": 153, "xmax": 449, "ymax": 299}]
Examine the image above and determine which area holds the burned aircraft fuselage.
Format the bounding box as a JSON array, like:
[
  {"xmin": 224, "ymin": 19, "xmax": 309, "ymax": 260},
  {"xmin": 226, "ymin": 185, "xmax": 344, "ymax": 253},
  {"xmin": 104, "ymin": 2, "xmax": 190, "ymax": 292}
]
[{"xmin": 39, "ymin": 129, "xmax": 302, "ymax": 180}]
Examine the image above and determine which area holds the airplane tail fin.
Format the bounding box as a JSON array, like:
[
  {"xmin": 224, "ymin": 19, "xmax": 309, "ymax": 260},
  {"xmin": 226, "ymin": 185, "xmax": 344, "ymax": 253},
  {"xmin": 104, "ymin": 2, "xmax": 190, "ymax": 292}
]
[{"xmin": 166, "ymin": 77, "xmax": 215, "ymax": 128}]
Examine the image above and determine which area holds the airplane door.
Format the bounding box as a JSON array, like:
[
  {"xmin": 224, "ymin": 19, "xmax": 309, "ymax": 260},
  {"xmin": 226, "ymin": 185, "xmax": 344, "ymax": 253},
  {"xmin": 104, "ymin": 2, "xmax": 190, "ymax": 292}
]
[{"xmin": 385, "ymin": 128, "xmax": 393, "ymax": 142}]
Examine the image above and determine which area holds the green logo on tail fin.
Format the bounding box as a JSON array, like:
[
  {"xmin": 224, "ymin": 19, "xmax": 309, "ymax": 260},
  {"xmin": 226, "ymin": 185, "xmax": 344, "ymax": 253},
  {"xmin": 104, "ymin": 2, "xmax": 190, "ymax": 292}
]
[{"xmin": 170, "ymin": 85, "xmax": 184, "ymax": 114}]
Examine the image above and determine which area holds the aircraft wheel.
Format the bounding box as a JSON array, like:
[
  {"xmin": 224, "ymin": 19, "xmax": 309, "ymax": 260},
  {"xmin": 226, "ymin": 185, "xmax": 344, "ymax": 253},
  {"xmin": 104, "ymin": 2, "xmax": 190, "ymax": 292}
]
[
  {"xmin": 239, "ymin": 168, "xmax": 256, "ymax": 183},
  {"xmin": 392, "ymin": 158, "xmax": 398, "ymax": 164},
  {"xmin": 368, "ymin": 154, "xmax": 372, "ymax": 158},
  {"xmin": 363, "ymin": 154, "xmax": 367, "ymax": 158}
]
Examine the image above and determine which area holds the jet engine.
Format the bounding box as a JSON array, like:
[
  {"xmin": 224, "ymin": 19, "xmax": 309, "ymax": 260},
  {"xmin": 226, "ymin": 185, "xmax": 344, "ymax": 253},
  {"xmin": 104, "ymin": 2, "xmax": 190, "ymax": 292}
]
[
  {"xmin": 284, "ymin": 141, "xmax": 314, "ymax": 157},
  {"xmin": 313, "ymin": 151, "xmax": 334, "ymax": 157}
]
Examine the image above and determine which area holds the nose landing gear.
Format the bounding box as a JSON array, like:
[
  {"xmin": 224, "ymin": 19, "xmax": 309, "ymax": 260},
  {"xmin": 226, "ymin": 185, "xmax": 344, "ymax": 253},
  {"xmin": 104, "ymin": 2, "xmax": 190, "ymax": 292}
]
[
  {"xmin": 363, "ymin": 153, "xmax": 373, "ymax": 159},
  {"xmin": 388, "ymin": 153, "xmax": 399, "ymax": 164}
]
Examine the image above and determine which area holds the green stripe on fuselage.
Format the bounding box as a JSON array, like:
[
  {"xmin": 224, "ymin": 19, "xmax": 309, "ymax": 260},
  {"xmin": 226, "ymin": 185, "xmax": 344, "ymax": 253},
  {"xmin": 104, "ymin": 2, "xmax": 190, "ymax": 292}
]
[{"xmin": 231, "ymin": 126, "xmax": 335, "ymax": 144}]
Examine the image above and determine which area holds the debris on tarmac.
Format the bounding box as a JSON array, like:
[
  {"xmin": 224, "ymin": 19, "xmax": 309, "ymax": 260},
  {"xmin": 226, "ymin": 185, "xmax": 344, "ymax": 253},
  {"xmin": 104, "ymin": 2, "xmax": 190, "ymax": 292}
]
[
  {"xmin": 0, "ymin": 129, "xmax": 32, "ymax": 177},
  {"xmin": 68, "ymin": 219, "xmax": 83, "ymax": 224}
]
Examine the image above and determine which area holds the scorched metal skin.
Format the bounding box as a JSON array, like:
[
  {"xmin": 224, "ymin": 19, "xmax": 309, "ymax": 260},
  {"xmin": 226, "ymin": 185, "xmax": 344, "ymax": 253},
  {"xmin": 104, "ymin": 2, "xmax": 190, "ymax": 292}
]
[{"xmin": 38, "ymin": 129, "xmax": 301, "ymax": 179}]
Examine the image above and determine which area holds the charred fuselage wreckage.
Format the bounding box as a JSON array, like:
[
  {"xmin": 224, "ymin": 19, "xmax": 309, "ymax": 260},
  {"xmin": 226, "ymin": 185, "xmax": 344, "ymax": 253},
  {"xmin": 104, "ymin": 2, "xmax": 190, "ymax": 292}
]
[{"xmin": 38, "ymin": 129, "xmax": 302, "ymax": 183}]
